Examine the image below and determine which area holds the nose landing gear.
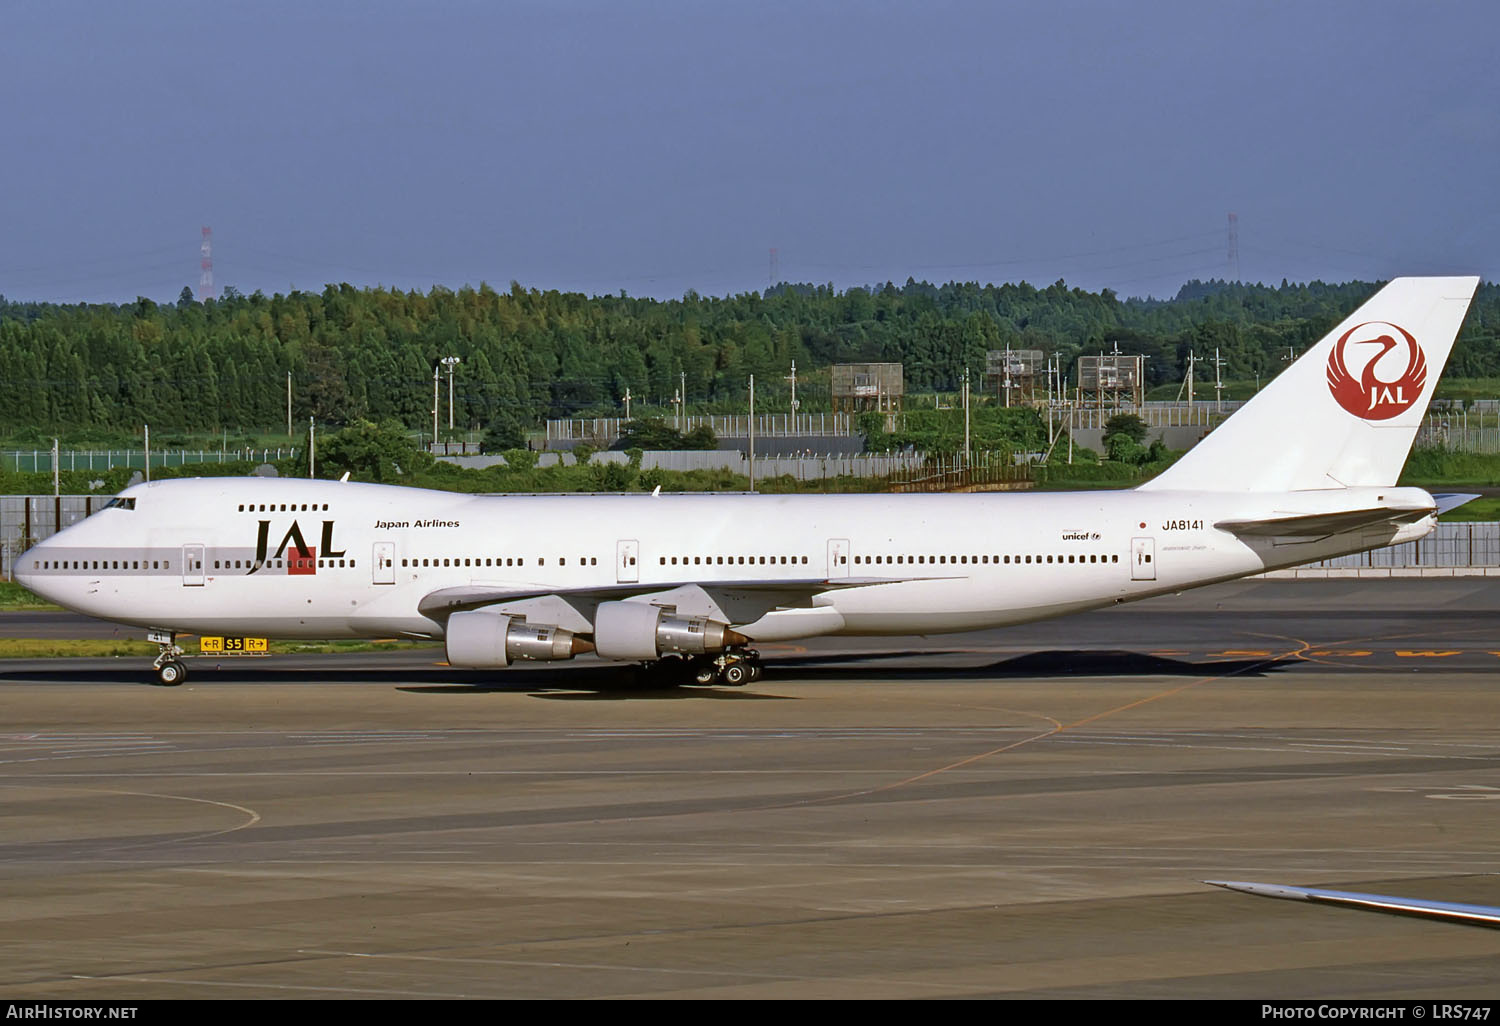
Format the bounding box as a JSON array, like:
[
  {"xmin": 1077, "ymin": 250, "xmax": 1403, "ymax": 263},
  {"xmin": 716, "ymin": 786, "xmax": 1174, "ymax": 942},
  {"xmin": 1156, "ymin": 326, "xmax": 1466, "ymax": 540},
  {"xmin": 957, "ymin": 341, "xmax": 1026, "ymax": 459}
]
[{"xmin": 148, "ymin": 630, "xmax": 189, "ymax": 686}]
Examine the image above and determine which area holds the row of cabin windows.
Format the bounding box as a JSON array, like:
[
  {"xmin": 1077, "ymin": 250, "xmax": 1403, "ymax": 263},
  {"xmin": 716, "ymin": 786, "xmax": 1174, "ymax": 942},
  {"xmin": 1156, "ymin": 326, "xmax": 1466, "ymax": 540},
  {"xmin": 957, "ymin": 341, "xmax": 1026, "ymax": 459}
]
[
  {"xmin": 853, "ymin": 553, "xmax": 1122, "ymax": 566},
  {"xmin": 213, "ymin": 558, "xmax": 355, "ymax": 569},
  {"xmin": 237, "ymin": 503, "xmax": 331, "ymax": 513},
  {"xmin": 35, "ymin": 559, "xmax": 169, "ymax": 570},
  {"xmin": 401, "ymin": 557, "xmax": 600, "ymax": 568},
  {"xmin": 663, "ymin": 555, "xmax": 810, "ymax": 566}
]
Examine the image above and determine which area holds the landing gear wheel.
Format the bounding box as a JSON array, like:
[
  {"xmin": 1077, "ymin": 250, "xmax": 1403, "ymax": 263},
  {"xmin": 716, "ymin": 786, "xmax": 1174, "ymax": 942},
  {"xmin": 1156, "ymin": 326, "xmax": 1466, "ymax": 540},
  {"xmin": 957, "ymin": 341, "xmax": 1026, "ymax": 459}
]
[
  {"xmin": 692, "ymin": 661, "xmax": 720, "ymax": 686},
  {"xmin": 721, "ymin": 662, "xmax": 749, "ymax": 686},
  {"xmin": 747, "ymin": 661, "xmax": 763, "ymax": 683},
  {"xmin": 157, "ymin": 660, "xmax": 187, "ymax": 686}
]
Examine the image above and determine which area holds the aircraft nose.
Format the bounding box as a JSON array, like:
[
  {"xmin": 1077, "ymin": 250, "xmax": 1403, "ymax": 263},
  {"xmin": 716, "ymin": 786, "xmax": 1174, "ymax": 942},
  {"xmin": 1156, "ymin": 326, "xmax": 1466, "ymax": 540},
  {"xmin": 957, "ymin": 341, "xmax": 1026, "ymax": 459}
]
[{"xmin": 14, "ymin": 537, "xmax": 57, "ymax": 599}]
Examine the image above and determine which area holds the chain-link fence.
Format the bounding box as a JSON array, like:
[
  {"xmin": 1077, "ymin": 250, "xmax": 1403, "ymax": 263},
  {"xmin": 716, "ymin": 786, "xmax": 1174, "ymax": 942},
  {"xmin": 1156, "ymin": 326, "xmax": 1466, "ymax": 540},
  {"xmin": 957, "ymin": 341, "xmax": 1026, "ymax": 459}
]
[{"xmin": 2, "ymin": 449, "xmax": 297, "ymax": 474}]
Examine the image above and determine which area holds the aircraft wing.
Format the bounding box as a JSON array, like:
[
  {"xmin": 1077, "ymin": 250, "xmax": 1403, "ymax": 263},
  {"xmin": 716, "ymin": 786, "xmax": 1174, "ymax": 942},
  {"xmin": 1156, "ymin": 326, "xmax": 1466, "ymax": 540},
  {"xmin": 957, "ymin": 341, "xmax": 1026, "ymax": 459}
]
[
  {"xmin": 416, "ymin": 576, "xmax": 918, "ymax": 622},
  {"xmin": 1207, "ymin": 880, "xmax": 1500, "ymax": 928}
]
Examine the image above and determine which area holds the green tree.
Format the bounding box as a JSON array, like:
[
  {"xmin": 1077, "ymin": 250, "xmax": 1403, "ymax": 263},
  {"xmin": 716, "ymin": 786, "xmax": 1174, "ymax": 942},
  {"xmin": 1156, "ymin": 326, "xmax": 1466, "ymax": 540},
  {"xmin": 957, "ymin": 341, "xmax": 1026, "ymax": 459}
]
[
  {"xmin": 316, "ymin": 419, "xmax": 430, "ymax": 482},
  {"xmin": 1103, "ymin": 413, "xmax": 1148, "ymax": 445}
]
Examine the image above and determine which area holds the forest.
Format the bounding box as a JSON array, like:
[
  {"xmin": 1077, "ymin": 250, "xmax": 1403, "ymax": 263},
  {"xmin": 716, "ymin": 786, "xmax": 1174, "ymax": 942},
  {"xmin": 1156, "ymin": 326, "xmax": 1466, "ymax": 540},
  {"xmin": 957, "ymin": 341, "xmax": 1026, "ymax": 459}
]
[{"xmin": 0, "ymin": 277, "xmax": 1494, "ymax": 444}]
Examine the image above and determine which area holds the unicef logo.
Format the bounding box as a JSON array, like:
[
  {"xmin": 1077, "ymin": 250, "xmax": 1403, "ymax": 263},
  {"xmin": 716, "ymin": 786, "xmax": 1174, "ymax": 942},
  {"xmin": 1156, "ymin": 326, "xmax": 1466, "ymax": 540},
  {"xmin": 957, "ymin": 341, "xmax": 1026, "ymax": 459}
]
[{"xmin": 1325, "ymin": 321, "xmax": 1427, "ymax": 420}]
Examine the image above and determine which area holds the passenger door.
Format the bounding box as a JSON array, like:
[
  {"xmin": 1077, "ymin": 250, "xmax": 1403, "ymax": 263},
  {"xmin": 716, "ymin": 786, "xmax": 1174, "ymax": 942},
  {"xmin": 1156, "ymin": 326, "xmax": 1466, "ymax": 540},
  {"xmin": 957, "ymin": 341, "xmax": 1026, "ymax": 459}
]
[
  {"xmin": 617, "ymin": 539, "xmax": 639, "ymax": 583},
  {"xmin": 827, "ymin": 538, "xmax": 850, "ymax": 579},
  {"xmin": 373, "ymin": 542, "xmax": 395, "ymax": 585},
  {"xmin": 182, "ymin": 543, "xmax": 205, "ymax": 587},
  {"xmin": 1131, "ymin": 537, "xmax": 1156, "ymax": 581}
]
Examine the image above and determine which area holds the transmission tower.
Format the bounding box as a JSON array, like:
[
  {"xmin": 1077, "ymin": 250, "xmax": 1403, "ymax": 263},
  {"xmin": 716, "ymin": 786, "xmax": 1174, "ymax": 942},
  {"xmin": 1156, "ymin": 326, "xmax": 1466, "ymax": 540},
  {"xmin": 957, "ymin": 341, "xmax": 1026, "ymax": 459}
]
[
  {"xmin": 1227, "ymin": 213, "xmax": 1239, "ymax": 282},
  {"xmin": 198, "ymin": 226, "xmax": 215, "ymax": 300}
]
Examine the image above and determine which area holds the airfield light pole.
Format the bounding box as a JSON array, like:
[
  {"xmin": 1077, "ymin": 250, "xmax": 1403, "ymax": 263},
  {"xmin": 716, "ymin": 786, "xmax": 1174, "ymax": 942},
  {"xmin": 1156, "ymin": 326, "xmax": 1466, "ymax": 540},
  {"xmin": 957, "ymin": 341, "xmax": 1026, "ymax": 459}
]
[
  {"xmin": 287, "ymin": 372, "xmax": 293, "ymax": 439},
  {"xmin": 442, "ymin": 356, "xmax": 461, "ymax": 433},
  {"xmin": 309, "ymin": 417, "xmax": 315, "ymax": 479},
  {"xmin": 432, "ymin": 365, "xmax": 440, "ymax": 449}
]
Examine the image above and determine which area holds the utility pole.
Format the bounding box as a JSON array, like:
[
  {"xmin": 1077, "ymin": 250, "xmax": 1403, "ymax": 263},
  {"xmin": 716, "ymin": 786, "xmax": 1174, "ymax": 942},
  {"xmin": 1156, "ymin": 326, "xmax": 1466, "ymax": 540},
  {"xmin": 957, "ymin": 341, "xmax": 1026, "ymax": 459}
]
[
  {"xmin": 52, "ymin": 438, "xmax": 59, "ymax": 497},
  {"xmin": 144, "ymin": 424, "xmax": 150, "ymax": 483},
  {"xmin": 1045, "ymin": 357, "xmax": 1055, "ymax": 446},
  {"xmin": 748, "ymin": 374, "xmax": 755, "ymax": 493},
  {"xmin": 1066, "ymin": 362, "xmax": 1074, "ymax": 465},
  {"xmin": 786, "ymin": 360, "xmax": 799, "ymax": 419},
  {"xmin": 621, "ymin": 387, "xmax": 632, "ymax": 419},
  {"xmin": 287, "ymin": 371, "xmax": 292, "ymax": 439},
  {"xmin": 1213, "ymin": 347, "xmax": 1226, "ymax": 412},
  {"xmin": 962, "ymin": 367, "xmax": 971, "ymax": 468},
  {"xmin": 432, "ymin": 365, "xmax": 439, "ymax": 450},
  {"xmin": 309, "ymin": 417, "xmax": 315, "ymax": 479},
  {"xmin": 680, "ymin": 371, "xmax": 687, "ymax": 429}
]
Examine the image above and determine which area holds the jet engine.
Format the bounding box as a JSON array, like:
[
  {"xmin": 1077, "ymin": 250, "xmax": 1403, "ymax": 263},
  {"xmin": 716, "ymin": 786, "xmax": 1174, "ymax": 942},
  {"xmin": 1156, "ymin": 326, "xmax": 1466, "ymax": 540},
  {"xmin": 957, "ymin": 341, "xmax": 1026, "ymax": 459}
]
[
  {"xmin": 445, "ymin": 610, "xmax": 592, "ymax": 668},
  {"xmin": 592, "ymin": 601, "xmax": 747, "ymax": 661}
]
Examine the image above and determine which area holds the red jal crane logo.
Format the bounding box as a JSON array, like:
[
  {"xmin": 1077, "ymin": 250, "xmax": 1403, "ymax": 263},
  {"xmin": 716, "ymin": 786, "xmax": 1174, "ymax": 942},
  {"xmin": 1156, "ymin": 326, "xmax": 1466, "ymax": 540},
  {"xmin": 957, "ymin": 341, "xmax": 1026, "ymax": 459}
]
[{"xmin": 1326, "ymin": 321, "xmax": 1426, "ymax": 420}]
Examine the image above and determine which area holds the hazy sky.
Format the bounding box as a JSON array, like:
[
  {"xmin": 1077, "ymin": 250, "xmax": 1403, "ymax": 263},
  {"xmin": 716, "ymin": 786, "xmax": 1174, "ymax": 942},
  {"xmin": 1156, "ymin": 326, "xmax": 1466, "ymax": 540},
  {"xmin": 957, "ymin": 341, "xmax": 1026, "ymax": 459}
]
[{"xmin": 2, "ymin": 0, "xmax": 1495, "ymax": 304}]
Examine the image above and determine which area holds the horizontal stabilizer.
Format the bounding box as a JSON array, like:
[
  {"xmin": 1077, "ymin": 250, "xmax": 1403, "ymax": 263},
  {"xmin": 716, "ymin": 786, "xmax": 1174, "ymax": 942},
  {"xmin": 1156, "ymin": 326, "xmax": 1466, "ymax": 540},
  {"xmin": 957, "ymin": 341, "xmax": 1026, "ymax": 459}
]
[
  {"xmin": 1214, "ymin": 502, "xmax": 1434, "ymax": 538},
  {"xmin": 1434, "ymin": 493, "xmax": 1481, "ymax": 515},
  {"xmin": 1207, "ymin": 880, "xmax": 1500, "ymax": 928}
]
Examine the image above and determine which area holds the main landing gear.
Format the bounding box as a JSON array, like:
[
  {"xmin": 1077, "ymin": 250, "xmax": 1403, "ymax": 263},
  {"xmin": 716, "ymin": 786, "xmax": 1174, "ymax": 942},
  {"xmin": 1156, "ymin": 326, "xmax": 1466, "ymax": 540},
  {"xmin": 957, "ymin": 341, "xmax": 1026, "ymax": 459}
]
[
  {"xmin": 148, "ymin": 630, "xmax": 188, "ymax": 686},
  {"xmin": 637, "ymin": 648, "xmax": 763, "ymax": 688},
  {"xmin": 684, "ymin": 648, "xmax": 764, "ymax": 687}
]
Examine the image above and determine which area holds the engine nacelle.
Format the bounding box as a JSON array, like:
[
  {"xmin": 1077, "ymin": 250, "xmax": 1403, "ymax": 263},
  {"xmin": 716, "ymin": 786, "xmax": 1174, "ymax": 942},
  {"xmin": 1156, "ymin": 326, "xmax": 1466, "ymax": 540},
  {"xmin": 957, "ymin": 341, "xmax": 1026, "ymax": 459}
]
[
  {"xmin": 592, "ymin": 601, "xmax": 745, "ymax": 661},
  {"xmin": 445, "ymin": 611, "xmax": 589, "ymax": 668}
]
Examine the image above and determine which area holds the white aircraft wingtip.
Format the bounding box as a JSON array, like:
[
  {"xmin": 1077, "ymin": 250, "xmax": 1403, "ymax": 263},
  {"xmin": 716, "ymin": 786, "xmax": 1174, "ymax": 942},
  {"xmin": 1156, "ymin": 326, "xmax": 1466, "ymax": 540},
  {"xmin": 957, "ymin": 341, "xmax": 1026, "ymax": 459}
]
[{"xmin": 1205, "ymin": 880, "xmax": 1315, "ymax": 901}]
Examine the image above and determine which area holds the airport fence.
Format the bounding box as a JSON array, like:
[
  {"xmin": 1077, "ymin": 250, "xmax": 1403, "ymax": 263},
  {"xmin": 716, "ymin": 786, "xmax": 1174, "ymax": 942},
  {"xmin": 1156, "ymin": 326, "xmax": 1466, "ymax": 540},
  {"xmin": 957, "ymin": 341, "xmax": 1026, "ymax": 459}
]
[
  {"xmin": 545, "ymin": 412, "xmax": 853, "ymax": 446},
  {"xmin": 443, "ymin": 450, "xmax": 932, "ymax": 477},
  {"xmin": 2, "ymin": 449, "xmax": 298, "ymax": 474}
]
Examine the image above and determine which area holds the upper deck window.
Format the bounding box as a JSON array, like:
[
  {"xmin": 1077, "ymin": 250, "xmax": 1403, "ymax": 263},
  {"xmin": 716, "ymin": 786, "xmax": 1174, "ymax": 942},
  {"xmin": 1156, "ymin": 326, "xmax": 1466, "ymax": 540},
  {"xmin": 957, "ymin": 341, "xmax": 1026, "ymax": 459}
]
[{"xmin": 102, "ymin": 497, "xmax": 136, "ymax": 511}]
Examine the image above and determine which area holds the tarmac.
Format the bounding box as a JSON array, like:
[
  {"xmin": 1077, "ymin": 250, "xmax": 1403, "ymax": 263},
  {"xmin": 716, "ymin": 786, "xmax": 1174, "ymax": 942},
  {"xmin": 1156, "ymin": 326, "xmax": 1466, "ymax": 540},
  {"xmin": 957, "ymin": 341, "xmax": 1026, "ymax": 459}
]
[{"xmin": 2, "ymin": 578, "xmax": 1500, "ymax": 999}]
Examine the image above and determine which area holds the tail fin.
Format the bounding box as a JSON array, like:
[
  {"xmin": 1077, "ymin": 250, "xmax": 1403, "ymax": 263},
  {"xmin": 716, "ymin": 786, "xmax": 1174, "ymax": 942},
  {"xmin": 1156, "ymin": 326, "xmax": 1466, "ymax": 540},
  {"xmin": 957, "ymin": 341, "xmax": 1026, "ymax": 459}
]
[{"xmin": 1139, "ymin": 276, "xmax": 1481, "ymax": 493}]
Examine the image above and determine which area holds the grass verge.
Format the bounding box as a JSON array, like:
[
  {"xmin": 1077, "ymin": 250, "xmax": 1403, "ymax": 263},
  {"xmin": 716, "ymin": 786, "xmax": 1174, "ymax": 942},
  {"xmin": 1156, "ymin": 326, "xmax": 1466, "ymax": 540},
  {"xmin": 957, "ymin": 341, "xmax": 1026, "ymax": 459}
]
[{"xmin": 0, "ymin": 637, "xmax": 437, "ymax": 659}]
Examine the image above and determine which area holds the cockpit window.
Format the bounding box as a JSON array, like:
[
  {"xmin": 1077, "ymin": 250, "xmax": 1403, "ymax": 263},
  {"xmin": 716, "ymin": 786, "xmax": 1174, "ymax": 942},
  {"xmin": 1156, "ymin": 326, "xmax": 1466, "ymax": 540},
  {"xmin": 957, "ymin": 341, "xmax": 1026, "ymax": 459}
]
[{"xmin": 102, "ymin": 497, "xmax": 136, "ymax": 511}]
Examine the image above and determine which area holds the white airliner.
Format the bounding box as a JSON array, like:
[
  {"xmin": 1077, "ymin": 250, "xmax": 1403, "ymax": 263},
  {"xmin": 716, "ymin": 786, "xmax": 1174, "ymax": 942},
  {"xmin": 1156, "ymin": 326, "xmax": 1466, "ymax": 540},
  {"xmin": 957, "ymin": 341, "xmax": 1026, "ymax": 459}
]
[{"xmin": 14, "ymin": 276, "xmax": 1481, "ymax": 686}]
